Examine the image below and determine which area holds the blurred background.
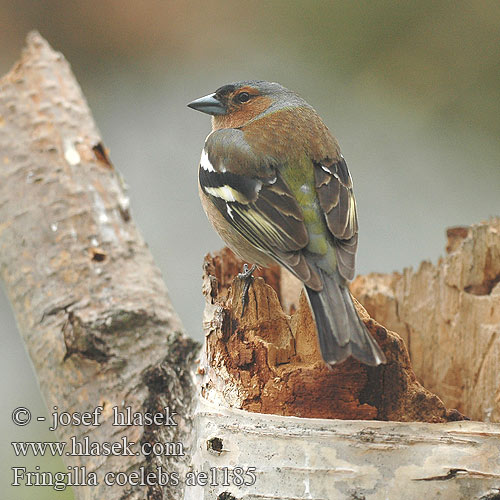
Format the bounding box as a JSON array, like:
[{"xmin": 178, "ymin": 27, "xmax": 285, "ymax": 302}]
[{"xmin": 1, "ymin": 1, "xmax": 499, "ymax": 497}]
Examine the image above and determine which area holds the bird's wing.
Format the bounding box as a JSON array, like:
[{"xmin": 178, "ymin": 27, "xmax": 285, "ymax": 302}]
[
  {"xmin": 312, "ymin": 156, "xmax": 359, "ymax": 281},
  {"xmin": 200, "ymin": 128, "xmax": 321, "ymax": 288}
]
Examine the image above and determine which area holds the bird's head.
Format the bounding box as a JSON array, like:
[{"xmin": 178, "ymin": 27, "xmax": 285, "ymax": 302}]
[{"xmin": 187, "ymin": 80, "xmax": 305, "ymax": 130}]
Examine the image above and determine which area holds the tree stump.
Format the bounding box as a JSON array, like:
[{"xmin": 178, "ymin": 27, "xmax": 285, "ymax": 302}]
[
  {"xmin": 191, "ymin": 226, "xmax": 500, "ymax": 499},
  {"xmin": 199, "ymin": 248, "xmax": 465, "ymax": 422},
  {"xmin": 352, "ymin": 217, "xmax": 500, "ymax": 422}
]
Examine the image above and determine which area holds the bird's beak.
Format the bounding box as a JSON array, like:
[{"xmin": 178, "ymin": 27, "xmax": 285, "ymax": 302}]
[{"xmin": 187, "ymin": 93, "xmax": 227, "ymax": 116}]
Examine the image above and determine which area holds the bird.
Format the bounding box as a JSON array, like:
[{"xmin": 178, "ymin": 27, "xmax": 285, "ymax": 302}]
[{"xmin": 187, "ymin": 81, "xmax": 386, "ymax": 367}]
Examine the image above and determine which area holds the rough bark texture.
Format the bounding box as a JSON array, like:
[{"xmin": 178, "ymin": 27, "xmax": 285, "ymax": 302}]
[
  {"xmin": 0, "ymin": 33, "xmax": 199, "ymax": 500},
  {"xmin": 200, "ymin": 248, "xmax": 465, "ymax": 422},
  {"xmin": 352, "ymin": 218, "xmax": 500, "ymax": 423}
]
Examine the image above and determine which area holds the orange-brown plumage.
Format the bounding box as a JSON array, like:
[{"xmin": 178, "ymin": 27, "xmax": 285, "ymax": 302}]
[
  {"xmin": 243, "ymin": 107, "xmax": 341, "ymax": 162},
  {"xmin": 212, "ymin": 86, "xmax": 273, "ymax": 130}
]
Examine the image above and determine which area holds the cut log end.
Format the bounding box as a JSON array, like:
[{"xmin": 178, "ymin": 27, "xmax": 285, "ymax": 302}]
[{"xmin": 199, "ymin": 248, "xmax": 466, "ymax": 423}]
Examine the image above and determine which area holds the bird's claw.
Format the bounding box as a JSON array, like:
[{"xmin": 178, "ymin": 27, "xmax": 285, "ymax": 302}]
[{"xmin": 238, "ymin": 264, "xmax": 257, "ymax": 315}]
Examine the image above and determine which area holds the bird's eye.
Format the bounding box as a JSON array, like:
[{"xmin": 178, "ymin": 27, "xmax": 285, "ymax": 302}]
[{"xmin": 237, "ymin": 92, "xmax": 250, "ymax": 103}]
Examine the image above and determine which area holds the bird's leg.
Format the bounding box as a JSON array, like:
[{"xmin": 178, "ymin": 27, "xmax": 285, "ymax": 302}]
[{"xmin": 238, "ymin": 263, "xmax": 257, "ymax": 315}]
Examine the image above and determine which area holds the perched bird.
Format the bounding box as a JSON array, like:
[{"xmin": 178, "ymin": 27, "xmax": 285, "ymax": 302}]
[{"xmin": 188, "ymin": 81, "xmax": 385, "ymax": 366}]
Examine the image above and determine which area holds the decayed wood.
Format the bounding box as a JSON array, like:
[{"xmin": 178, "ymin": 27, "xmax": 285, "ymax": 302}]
[
  {"xmin": 0, "ymin": 33, "xmax": 199, "ymax": 500},
  {"xmin": 194, "ymin": 240, "xmax": 500, "ymax": 499},
  {"xmin": 351, "ymin": 218, "xmax": 500, "ymax": 422},
  {"xmin": 199, "ymin": 248, "xmax": 465, "ymax": 422}
]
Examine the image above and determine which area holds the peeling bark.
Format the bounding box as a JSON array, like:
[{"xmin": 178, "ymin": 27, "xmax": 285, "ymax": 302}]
[{"xmin": 0, "ymin": 32, "xmax": 199, "ymax": 500}]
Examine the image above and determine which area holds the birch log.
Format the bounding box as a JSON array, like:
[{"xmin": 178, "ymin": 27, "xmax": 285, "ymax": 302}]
[{"xmin": 187, "ymin": 399, "xmax": 500, "ymax": 500}]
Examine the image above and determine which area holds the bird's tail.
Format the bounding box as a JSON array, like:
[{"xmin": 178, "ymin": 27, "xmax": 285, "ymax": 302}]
[{"xmin": 305, "ymin": 266, "xmax": 386, "ymax": 366}]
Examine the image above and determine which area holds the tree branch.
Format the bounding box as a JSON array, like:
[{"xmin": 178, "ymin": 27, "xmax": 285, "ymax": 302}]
[{"xmin": 0, "ymin": 32, "xmax": 199, "ymax": 500}]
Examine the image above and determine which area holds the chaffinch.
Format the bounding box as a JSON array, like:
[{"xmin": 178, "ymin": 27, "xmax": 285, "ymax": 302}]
[{"xmin": 188, "ymin": 81, "xmax": 385, "ymax": 367}]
